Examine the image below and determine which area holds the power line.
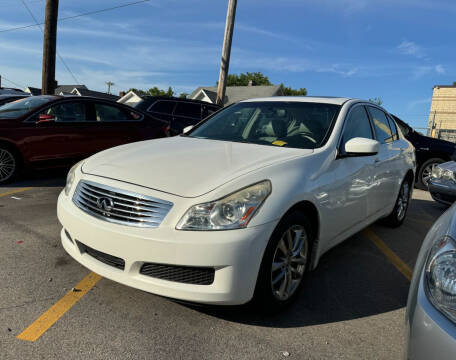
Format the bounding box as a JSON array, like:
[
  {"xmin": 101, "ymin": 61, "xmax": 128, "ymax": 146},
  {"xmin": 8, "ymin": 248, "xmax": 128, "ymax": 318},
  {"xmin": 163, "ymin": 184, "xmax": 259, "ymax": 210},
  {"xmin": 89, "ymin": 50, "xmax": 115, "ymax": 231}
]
[
  {"xmin": 20, "ymin": 0, "xmax": 79, "ymax": 84},
  {"xmin": 1, "ymin": 76, "xmax": 25, "ymax": 88},
  {"xmin": 0, "ymin": 0, "xmax": 152, "ymax": 33}
]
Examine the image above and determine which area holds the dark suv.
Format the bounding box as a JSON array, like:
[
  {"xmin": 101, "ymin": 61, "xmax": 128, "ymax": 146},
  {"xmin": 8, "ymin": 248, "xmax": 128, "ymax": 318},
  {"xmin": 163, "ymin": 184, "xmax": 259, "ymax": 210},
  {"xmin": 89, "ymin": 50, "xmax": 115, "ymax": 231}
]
[
  {"xmin": 132, "ymin": 97, "xmax": 221, "ymax": 135},
  {"xmin": 392, "ymin": 115, "xmax": 456, "ymax": 189}
]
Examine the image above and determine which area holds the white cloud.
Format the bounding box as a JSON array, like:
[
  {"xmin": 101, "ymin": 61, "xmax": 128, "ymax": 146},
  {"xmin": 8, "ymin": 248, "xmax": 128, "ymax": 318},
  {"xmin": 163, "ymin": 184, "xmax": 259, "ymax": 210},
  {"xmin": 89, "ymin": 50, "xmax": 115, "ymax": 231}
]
[
  {"xmin": 397, "ymin": 40, "xmax": 426, "ymax": 59},
  {"xmin": 407, "ymin": 97, "xmax": 431, "ymax": 110},
  {"xmin": 411, "ymin": 65, "xmax": 445, "ymax": 79},
  {"xmin": 435, "ymin": 64, "xmax": 445, "ymax": 74}
]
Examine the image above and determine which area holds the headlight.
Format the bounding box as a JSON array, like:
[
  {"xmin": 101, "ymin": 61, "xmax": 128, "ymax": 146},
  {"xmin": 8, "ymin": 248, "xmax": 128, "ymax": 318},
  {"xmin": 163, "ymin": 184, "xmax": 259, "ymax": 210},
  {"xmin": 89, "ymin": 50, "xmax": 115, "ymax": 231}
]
[
  {"xmin": 65, "ymin": 161, "xmax": 83, "ymax": 196},
  {"xmin": 431, "ymin": 166, "xmax": 443, "ymax": 179},
  {"xmin": 425, "ymin": 236, "xmax": 456, "ymax": 323},
  {"xmin": 176, "ymin": 180, "xmax": 271, "ymax": 230},
  {"xmin": 431, "ymin": 165, "xmax": 456, "ymax": 183}
]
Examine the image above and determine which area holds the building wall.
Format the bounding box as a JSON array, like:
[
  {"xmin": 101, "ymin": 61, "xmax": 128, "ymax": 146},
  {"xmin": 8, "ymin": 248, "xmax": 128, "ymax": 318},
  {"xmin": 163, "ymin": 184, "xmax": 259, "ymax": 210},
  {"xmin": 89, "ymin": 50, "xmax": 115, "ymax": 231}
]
[{"xmin": 428, "ymin": 86, "xmax": 456, "ymax": 135}]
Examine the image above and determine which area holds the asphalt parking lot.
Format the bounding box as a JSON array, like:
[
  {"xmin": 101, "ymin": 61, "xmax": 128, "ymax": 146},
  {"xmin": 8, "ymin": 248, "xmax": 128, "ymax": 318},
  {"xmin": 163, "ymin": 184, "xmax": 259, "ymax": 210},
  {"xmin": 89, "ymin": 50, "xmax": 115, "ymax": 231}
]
[{"xmin": 0, "ymin": 174, "xmax": 448, "ymax": 360}]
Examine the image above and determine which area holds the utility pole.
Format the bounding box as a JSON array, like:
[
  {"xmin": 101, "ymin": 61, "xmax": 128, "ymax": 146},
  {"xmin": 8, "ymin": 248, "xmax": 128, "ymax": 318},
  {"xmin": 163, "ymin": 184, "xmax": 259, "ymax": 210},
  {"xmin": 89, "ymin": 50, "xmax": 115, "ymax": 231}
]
[
  {"xmin": 42, "ymin": 0, "xmax": 59, "ymax": 95},
  {"xmin": 215, "ymin": 0, "xmax": 237, "ymax": 106},
  {"xmin": 106, "ymin": 81, "xmax": 114, "ymax": 95}
]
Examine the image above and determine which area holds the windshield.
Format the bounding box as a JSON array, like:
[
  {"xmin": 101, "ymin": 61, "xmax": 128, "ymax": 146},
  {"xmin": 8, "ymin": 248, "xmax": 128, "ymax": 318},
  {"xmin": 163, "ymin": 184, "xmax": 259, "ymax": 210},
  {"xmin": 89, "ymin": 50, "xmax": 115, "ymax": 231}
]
[
  {"xmin": 188, "ymin": 101, "xmax": 341, "ymax": 149},
  {"xmin": 0, "ymin": 96, "xmax": 54, "ymax": 119}
]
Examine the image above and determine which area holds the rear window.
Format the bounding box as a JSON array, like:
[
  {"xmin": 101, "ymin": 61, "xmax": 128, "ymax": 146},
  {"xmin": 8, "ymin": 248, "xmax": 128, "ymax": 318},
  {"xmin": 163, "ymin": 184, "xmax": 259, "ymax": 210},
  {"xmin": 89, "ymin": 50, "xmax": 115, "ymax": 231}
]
[
  {"xmin": 174, "ymin": 102, "xmax": 202, "ymax": 119},
  {"xmin": 0, "ymin": 96, "xmax": 54, "ymax": 119},
  {"xmin": 149, "ymin": 100, "xmax": 175, "ymax": 115}
]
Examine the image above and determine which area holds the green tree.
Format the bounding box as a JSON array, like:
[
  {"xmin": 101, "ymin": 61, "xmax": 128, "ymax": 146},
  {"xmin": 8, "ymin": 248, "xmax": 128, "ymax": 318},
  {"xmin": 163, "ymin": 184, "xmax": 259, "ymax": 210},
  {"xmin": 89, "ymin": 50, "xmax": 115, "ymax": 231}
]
[
  {"xmin": 220, "ymin": 72, "xmax": 307, "ymax": 97},
  {"xmin": 225, "ymin": 72, "xmax": 272, "ymax": 86},
  {"xmin": 280, "ymin": 84, "xmax": 307, "ymax": 96},
  {"xmin": 453, "ymin": 81, "xmax": 456, "ymax": 86},
  {"xmin": 179, "ymin": 93, "xmax": 188, "ymax": 99},
  {"xmin": 369, "ymin": 97, "xmax": 383, "ymax": 106},
  {"xmin": 128, "ymin": 86, "xmax": 175, "ymax": 97}
]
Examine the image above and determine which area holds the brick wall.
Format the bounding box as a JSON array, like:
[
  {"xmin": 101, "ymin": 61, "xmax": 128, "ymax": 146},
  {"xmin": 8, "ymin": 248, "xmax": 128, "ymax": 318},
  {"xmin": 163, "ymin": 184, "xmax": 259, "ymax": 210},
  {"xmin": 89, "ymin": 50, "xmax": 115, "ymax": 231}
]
[{"xmin": 428, "ymin": 86, "xmax": 456, "ymax": 132}]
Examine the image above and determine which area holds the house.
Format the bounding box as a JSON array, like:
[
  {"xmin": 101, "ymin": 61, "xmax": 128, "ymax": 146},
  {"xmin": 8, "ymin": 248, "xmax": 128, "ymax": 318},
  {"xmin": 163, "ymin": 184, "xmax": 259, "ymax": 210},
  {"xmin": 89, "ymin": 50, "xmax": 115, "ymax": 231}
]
[
  {"xmin": 25, "ymin": 84, "xmax": 87, "ymax": 96},
  {"xmin": 117, "ymin": 90, "xmax": 144, "ymax": 106},
  {"xmin": 55, "ymin": 84, "xmax": 87, "ymax": 94},
  {"xmin": 70, "ymin": 88, "xmax": 120, "ymax": 101},
  {"xmin": 24, "ymin": 87, "xmax": 41, "ymax": 96},
  {"xmin": 428, "ymin": 85, "xmax": 456, "ymax": 139},
  {"xmin": 189, "ymin": 85, "xmax": 283, "ymax": 106}
]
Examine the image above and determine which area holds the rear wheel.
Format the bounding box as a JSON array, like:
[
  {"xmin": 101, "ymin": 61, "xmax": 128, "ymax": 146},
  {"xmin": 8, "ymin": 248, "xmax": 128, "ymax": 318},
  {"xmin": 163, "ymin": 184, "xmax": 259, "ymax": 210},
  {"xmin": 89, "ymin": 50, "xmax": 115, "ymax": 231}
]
[
  {"xmin": 383, "ymin": 178, "xmax": 411, "ymax": 227},
  {"xmin": 417, "ymin": 158, "xmax": 444, "ymax": 190},
  {"xmin": 0, "ymin": 147, "xmax": 18, "ymax": 184},
  {"xmin": 253, "ymin": 211, "xmax": 312, "ymax": 312}
]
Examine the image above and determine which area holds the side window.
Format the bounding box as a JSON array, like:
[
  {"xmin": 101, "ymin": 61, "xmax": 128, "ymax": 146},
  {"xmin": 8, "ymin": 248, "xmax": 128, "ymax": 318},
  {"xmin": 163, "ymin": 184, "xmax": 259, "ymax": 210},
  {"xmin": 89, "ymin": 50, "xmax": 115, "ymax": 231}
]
[
  {"xmin": 149, "ymin": 100, "xmax": 175, "ymax": 115},
  {"xmin": 174, "ymin": 102, "xmax": 202, "ymax": 119},
  {"xmin": 367, "ymin": 106, "xmax": 394, "ymax": 143},
  {"xmin": 94, "ymin": 103, "xmax": 132, "ymax": 122},
  {"xmin": 46, "ymin": 102, "xmax": 86, "ymax": 122},
  {"xmin": 341, "ymin": 106, "xmax": 373, "ymax": 149},
  {"xmin": 387, "ymin": 115, "xmax": 399, "ymax": 141}
]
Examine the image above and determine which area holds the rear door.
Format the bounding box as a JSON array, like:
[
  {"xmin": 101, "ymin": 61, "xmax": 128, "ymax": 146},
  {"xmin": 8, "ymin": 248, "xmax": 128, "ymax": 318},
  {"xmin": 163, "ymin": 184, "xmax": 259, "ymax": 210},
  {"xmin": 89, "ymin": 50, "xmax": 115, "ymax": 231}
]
[
  {"xmin": 367, "ymin": 106, "xmax": 400, "ymax": 215},
  {"xmin": 81, "ymin": 101, "xmax": 156, "ymax": 154},
  {"xmin": 172, "ymin": 102, "xmax": 203, "ymax": 134},
  {"xmin": 147, "ymin": 100, "xmax": 176, "ymax": 123}
]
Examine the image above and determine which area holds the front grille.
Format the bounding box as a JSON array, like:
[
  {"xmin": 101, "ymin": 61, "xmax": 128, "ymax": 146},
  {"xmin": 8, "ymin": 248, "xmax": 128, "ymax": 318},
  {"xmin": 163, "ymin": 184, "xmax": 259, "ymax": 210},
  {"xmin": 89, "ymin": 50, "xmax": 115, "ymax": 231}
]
[
  {"xmin": 76, "ymin": 241, "xmax": 125, "ymax": 270},
  {"xmin": 140, "ymin": 263, "xmax": 215, "ymax": 285},
  {"xmin": 72, "ymin": 180, "xmax": 173, "ymax": 228}
]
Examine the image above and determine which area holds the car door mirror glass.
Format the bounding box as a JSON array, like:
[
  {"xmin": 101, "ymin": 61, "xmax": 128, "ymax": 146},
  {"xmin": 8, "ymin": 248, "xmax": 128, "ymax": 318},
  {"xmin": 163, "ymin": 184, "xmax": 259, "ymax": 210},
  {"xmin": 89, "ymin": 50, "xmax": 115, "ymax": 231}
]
[
  {"xmin": 343, "ymin": 137, "xmax": 379, "ymax": 156},
  {"xmin": 37, "ymin": 113, "xmax": 56, "ymax": 124}
]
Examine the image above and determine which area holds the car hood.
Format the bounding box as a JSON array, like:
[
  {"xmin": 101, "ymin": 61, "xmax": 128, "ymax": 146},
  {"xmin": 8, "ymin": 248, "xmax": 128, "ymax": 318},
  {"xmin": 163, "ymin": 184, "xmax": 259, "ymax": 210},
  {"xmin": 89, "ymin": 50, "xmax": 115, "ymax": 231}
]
[{"xmin": 82, "ymin": 136, "xmax": 310, "ymax": 198}]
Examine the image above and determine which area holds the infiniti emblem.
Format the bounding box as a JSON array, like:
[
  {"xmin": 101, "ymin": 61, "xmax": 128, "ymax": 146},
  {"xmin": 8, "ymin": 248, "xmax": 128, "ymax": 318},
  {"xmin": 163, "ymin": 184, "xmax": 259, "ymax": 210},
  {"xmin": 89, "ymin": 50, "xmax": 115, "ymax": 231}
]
[{"xmin": 97, "ymin": 197, "xmax": 114, "ymax": 212}]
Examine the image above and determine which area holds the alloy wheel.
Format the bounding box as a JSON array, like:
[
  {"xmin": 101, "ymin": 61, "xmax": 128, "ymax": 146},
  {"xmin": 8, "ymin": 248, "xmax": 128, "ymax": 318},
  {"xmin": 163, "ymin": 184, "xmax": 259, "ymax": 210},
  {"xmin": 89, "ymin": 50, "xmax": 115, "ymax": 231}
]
[
  {"xmin": 0, "ymin": 148, "xmax": 15, "ymax": 182},
  {"xmin": 421, "ymin": 163, "xmax": 436, "ymax": 187},
  {"xmin": 270, "ymin": 225, "xmax": 308, "ymax": 301},
  {"xmin": 396, "ymin": 182, "xmax": 410, "ymax": 221}
]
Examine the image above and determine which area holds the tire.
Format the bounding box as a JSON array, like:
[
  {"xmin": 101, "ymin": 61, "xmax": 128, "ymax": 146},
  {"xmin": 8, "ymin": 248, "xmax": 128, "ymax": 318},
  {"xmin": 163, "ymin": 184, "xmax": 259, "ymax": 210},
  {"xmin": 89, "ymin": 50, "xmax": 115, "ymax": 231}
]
[
  {"xmin": 0, "ymin": 146, "xmax": 19, "ymax": 184},
  {"xmin": 383, "ymin": 178, "xmax": 412, "ymax": 228},
  {"xmin": 416, "ymin": 158, "xmax": 444, "ymax": 190},
  {"xmin": 253, "ymin": 211, "xmax": 312, "ymax": 312}
]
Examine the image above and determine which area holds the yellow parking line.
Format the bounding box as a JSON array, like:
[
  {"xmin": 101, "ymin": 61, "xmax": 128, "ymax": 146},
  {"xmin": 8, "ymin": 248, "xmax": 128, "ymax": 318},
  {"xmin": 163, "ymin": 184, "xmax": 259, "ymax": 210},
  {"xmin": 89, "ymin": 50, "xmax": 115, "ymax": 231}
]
[
  {"xmin": 363, "ymin": 228, "xmax": 412, "ymax": 281},
  {"xmin": 0, "ymin": 187, "xmax": 33, "ymax": 198},
  {"xmin": 17, "ymin": 272, "xmax": 102, "ymax": 342}
]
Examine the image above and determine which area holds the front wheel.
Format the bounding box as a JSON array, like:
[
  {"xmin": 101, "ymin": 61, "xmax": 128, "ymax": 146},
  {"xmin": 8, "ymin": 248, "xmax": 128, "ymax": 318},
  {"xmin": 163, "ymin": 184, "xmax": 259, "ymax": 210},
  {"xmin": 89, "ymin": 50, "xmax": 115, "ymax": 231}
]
[
  {"xmin": 416, "ymin": 158, "xmax": 444, "ymax": 190},
  {"xmin": 383, "ymin": 178, "xmax": 411, "ymax": 227},
  {"xmin": 253, "ymin": 211, "xmax": 312, "ymax": 312},
  {"xmin": 0, "ymin": 147, "xmax": 18, "ymax": 184}
]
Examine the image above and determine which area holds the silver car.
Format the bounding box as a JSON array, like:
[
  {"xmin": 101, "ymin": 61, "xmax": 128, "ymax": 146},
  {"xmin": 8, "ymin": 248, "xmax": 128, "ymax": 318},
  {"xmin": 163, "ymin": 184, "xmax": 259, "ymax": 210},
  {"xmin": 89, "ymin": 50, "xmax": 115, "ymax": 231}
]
[
  {"xmin": 405, "ymin": 204, "xmax": 456, "ymax": 359},
  {"xmin": 429, "ymin": 161, "xmax": 456, "ymax": 205}
]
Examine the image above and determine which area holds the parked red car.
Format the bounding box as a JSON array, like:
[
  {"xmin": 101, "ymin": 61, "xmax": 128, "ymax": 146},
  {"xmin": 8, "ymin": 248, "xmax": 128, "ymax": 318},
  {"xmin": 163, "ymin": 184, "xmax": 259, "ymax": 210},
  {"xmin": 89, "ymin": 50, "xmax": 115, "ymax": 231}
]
[{"xmin": 0, "ymin": 95, "xmax": 169, "ymax": 183}]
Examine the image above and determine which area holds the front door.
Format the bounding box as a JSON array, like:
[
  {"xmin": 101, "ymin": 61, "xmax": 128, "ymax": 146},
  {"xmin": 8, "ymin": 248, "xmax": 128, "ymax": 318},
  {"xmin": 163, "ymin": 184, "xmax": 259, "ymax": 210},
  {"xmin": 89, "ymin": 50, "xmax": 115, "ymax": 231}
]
[
  {"xmin": 367, "ymin": 106, "xmax": 399, "ymax": 215},
  {"xmin": 321, "ymin": 105, "xmax": 376, "ymax": 244},
  {"xmin": 24, "ymin": 100, "xmax": 90, "ymax": 167}
]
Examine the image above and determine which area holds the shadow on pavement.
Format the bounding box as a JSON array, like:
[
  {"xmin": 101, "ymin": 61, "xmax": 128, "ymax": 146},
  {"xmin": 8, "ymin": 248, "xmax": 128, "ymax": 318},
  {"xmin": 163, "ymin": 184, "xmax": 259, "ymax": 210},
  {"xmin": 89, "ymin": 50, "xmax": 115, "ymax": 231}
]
[
  {"xmin": 0, "ymin": 168, "xmax": 67, "ymax": 188},
  {"xmin": 189, "ymin": 196, "xmax": 449, "ymax": 328}
]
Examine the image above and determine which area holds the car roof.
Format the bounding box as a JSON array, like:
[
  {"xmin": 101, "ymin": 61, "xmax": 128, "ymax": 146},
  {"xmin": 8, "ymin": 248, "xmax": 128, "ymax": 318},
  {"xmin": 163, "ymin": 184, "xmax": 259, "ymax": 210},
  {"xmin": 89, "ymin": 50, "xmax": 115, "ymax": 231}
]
[
  {"xmin": 138, "ymin": 96, "xmax": 222, "ymax": 107},
  {"xmin": 240, "ymin": 96, "xmax": 353, "ymax": 105}
]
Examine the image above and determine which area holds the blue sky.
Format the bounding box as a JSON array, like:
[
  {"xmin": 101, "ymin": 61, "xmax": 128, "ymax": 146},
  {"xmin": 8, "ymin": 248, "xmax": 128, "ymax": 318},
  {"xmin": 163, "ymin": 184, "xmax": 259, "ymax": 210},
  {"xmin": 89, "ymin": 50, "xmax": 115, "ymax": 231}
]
[{"xmin": 1, "ymin": 0, "xmax": 455, "ymax": 129}]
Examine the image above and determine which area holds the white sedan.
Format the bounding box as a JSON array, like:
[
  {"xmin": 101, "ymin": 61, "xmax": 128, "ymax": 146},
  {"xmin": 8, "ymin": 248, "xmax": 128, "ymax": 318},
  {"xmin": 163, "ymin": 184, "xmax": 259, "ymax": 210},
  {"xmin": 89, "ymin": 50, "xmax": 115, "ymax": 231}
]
[{"xmin": 57, "ymin": 97, "xmax": 415, "ymax": 311}]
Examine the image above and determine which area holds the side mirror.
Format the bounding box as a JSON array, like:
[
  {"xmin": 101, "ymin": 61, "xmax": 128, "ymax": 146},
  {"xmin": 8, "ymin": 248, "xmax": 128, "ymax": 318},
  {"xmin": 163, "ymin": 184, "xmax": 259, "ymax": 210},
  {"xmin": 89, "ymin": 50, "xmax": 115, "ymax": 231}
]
[
  {"xmin": 342, "ymin": 137, "xmax": 379, "ymax": 157},
  {"xmin": 37, "ymin": 114, "xmax": 56, "ymax": 124},
  {"xmin": 183, "ymin": 125, "xmax": 194, "ymax": 133}
]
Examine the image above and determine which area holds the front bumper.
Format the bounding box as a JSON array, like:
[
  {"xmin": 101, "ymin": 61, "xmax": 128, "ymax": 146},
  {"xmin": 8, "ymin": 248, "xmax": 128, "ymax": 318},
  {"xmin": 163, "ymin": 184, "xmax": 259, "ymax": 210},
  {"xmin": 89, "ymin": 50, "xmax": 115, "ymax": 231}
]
[
  {"xmin": 429, "ymin": 181, "xmax": 456, "ymax": 206},
  {"xmin": 406, "ymin": 273, "xmax": 456, "ymax": 359},
  {"xmin": 57, "ymin": 189, "xmax": 278, "ymax": 305}
]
